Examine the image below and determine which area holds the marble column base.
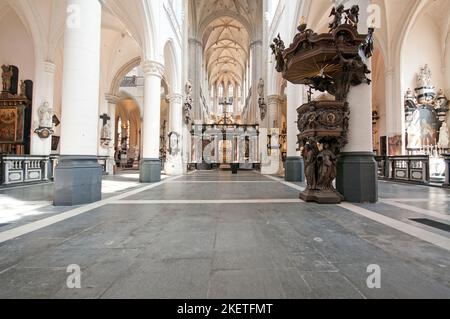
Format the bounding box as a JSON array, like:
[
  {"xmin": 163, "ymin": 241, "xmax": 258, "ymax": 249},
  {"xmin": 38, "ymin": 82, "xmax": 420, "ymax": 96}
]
[
  {"xmin": 261, "ymin": 151, "xmax": 280, "ymax": 175},
  {"xmin": 336, "ymin": 152, "xmax": 378, "ymax": 203},
  {"xmin": 165, "ymin": 155, "xmax": 183, "ymax": 176},
  {"xmin": 106, "ymin": 158, "xmax": 115, "ymax": 175},
  {"xmin": 285, "ymin": 156, "xmax": 305, "ymax": 182},
  {"xmin": 140, "ymin": 158, "xmax": 161, "ymax": 183},
  {"xmin": 54, "ymin": 156, "xmax": 102, "ymax": 206}
]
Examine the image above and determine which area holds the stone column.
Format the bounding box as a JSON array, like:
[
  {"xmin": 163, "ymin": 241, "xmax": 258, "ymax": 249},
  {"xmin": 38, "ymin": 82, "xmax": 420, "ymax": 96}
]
[
  {"xmin": 140, "ymin": 60, "xmax": 164, "ymax": 183},
  {"xmin": 31, "ymin": 61, "xmax": 56, "ymax": 156},
  {"xmin": 188, "ymin": 38, "xmax": 203, "ymax": 122},
  {"xmin": 54, "ymin": 0, "xmax": 103, "ymax": 206},
  {"xmin": 260, "ymin": 95, "xmax": 281, "ymax": 175},
  {"xmin": 285, "ymin": 82, "xmax": 304, "ymax": 182},
  {"xmin": 105, "ymin": 94, "xmax": 118, "ymax": 175},
  {"xmin": 336, "ymin": 0, "xmax": 378, "ymax": 203},
  {"xmin": 250, "ymin": 40, "xmax": 263, "ymax": 124},
  {"xmin": 385, "ymin": 66, "xmax": 403, "ymax": 155},
  {"xmin": 166, "ymin": 94, "xmax": 184, "ymax": 175},
  {"xmin": 267, "ymin": 95, "xmax": 280, "ymax": 129}
]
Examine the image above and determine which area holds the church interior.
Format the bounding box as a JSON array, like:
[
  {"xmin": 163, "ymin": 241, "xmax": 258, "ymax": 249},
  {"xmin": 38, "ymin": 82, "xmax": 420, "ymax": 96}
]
[{"xmin": 0, "ymin": 0, "xmax": 450, "ymax": 300}]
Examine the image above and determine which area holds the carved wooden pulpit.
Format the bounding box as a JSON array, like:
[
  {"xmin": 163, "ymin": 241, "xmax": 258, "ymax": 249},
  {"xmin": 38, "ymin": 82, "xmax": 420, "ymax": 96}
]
[{"xmin": 271, "ymin": 6, "xmax": 373, "ymax": 204}]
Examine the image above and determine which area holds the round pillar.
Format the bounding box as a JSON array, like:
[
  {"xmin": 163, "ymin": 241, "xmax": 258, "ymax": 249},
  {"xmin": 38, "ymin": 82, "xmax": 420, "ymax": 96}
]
[
  {"xmin": 336, "ymin": 0, "xmax": 378, "ymax": 203},
  {"xmin": 285, "ymin": 83, "xmax": 305, "ymax": 182},
  {"xmin": 140, "ymin": 60, "xmax": 164, "ymax": 183},
  {"xmin": 54, "ymin": 0, "xmax": 103, "ymax": 206},
  {"xmin": 166, "ymin": 94, "xmax": 184, "ymax": 175},
  {"xmin": 105, "ymin": 94, "xmax": 118, "ymax": 175}
]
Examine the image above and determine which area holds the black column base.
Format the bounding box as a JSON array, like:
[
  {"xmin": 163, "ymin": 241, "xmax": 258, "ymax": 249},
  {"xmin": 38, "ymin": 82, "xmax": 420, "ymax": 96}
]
[
  {"xmin": 336, "ymin": 152, "xmax": 378, "ymax": 203},
  {"xmin": 140, "ymin": 159, "xmax": 161, "ymax": 183},
  {"xmin": 285, "ymin": 156, "xmax": 305, "ymax": 182},
  {"xmin": 197, "ymin": 163, "xmax": 212, "ymax": 170},
  {"xmin": 54, "ymin": 156, "xmax": 102, "ymax": 206}
]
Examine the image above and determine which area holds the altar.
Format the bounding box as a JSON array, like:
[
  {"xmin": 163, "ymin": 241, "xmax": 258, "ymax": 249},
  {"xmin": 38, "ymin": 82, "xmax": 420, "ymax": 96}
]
[{"xmin": 0, "ymin": 65, "xmax": 32, "ymax": 155}]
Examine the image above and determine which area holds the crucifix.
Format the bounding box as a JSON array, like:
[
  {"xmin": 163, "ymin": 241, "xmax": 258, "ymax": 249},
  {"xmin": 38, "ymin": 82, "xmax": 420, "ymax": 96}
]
[
  {"xmin": 307, "ymin": 86, "xmax": 313, "ymax": 102},
  {"xmin": 100, "ymin": 113, "xmax": 111, "ymax": 126}
]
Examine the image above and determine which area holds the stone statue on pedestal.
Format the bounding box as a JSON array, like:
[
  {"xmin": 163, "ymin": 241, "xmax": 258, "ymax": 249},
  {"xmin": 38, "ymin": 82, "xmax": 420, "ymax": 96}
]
[
  {"xmin": 1, "ymin": 65, "xmax": 13, "ymax": 92},
  {"xmin": 438, "ymin": 122, "xmax": 449, "ymax": 149},
  {"xmin": 34, "ymin": 101, "xmax": 54, "ymax": 139},
  {"xmin": 38, "ymin": 102, "xmax": 53, "ymax": 128},
  {"xmin": 102, "ymin": 122, "xmax": 112, "ymax": 139}
]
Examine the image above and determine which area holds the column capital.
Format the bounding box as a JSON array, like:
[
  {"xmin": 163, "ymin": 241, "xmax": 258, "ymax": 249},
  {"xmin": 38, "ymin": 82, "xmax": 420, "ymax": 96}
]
[
  {"xmin": 267, "ymin": 94, "xmax": 283, "ymax": 104},
  {"xmin": 250, "ymin": 40, "xmax": 263, "ymax": 48},
  {"xmin": 105, "ymin": 93, "xmax": 119, "ymax": 104},
  {"xmin": 167, "ymin": 93, "xmax": 183, "ymax": 104},
  {"xmin": 142, "ymin": 60, "xmax": 165, "ymax": 78},
  {"xmin": 189, "ymin": 38, "xmax": 202, "ymax": 46},
  {"xmin": 44, "ymin": 61, "xmax": 56, "ymax": 74}
]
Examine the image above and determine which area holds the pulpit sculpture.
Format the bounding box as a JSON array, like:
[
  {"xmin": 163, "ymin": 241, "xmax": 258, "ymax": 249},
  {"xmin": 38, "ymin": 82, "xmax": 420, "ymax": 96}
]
[{"xmin": 272, "ymin": 4, "xmax": 373, "ymax": 203}]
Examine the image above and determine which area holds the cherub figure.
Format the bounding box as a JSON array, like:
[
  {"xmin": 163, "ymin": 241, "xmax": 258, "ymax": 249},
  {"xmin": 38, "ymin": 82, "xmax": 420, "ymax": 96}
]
[
  {"xmin": 344, "ymin": 5, "xmax": 360, "ymax": 27},
  {"xmin": 329, "ymin": 4, "xmax": 345, "ymax": 32},
  {"xmin": 270, "ymin": 34, "xmax": 287, "ymax": 72}
]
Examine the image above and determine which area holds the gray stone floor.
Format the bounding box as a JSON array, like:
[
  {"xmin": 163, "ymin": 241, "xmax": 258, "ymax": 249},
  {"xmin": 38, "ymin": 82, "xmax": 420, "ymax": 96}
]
[{"xmin": 0, "ymin": 170, "xmax": 450, "ymax": 299}]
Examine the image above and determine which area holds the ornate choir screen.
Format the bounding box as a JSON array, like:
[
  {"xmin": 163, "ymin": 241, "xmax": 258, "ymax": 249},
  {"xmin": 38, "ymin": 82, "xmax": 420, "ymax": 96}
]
[
  {"xmin": 271, "ymin": 4, "xmax": 373, "ymax": 204},
  {"xmin": 189, "ymin": 123, "xmax": 260, "ymax": 170}
]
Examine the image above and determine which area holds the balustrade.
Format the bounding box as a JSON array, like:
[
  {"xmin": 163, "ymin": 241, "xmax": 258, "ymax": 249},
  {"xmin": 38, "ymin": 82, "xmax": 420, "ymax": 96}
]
[
  {"xmin": 375, "ymin": 155, "xmax": 430, "ymax": 184},
  {"xmin": 1, "ymin": 155, "xmax": 109, "ymax": 186}
]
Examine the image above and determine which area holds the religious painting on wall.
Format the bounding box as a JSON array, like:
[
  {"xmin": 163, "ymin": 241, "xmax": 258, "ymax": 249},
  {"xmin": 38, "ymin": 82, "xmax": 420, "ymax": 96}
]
[
  {"xmin": 388, "ymin": 135, "xmax": 402, "ymax": 156},
  {"xmin": 404, "ymin": 65, "xmax": 449, "ymax": 153},
  {"xmin": 0, "ymin": 108, "xmax": 17, "ymax": 142},
  {"xmin": 406, "ymin": 107, "xmax": 438, "ymax": 149}
]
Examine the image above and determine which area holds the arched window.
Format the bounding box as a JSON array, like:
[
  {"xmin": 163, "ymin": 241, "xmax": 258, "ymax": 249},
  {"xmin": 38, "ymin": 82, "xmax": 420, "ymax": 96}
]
[
  {"xmin": 218, "ymin": 84, "xmax": 224, "ymax": 99},
  {"xmin": 228, "ymin": 85, "xmax": 234, "ymax": 98}
]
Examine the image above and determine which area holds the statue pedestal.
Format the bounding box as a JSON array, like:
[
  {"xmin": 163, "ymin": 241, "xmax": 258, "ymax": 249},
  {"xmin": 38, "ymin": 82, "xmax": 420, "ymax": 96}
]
[
  {"xmin": 295, "ymin": 101, "xmax": 349, "ymax": 204},
  {"xmin": 300, "ymin": 189, "xmax": 344, "ymax": 204}
]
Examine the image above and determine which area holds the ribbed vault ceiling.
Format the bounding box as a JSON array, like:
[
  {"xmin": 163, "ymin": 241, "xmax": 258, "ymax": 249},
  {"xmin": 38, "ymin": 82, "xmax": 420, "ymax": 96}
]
[{"xmin": 204, "ymin": 17, "xmax": 249, "ymax": 87}]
